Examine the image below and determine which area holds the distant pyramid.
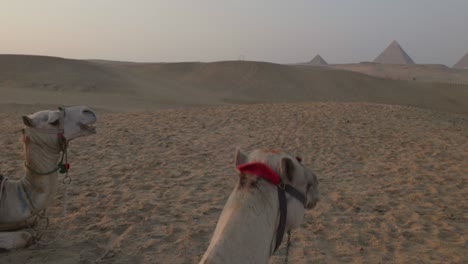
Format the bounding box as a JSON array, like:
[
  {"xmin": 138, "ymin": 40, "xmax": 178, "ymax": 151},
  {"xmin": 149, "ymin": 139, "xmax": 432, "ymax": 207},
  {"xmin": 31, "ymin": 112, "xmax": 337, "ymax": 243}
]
[
  {"xmin": 374, "ymin": 41, "xmax": 415, "ymax": 64},
  {"xmin": 309, "ymin": 55, "xmax": 328, "ymax": 65},
  {"xmin": 453, "ymin": 53, "xmax": 468, "ymax": 69}
]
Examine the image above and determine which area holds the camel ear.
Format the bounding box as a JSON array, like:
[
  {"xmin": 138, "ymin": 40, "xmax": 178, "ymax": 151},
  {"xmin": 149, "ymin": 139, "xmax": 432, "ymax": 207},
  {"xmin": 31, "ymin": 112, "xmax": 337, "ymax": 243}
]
[
  {"xmin": 280, "ymin": 157, "xmax": 295, "ymax": 182},
  {"xmin": 22, "ymin": 116, "xmax": 34, "ymax": 127},
  {"xmin": 234, "ymin": 148, "xmax": 248, "ymax": 166}
]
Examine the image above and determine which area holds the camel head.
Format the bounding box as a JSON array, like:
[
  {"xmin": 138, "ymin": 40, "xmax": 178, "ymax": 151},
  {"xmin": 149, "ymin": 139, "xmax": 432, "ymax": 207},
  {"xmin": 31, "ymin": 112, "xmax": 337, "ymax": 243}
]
[
  {"xmin": 22, "ymin": 106, "xmax": 97, "ymax": 141},
  {"xmin": 235, "ymin": 148, "xmax": 319, "ymax": 230}
]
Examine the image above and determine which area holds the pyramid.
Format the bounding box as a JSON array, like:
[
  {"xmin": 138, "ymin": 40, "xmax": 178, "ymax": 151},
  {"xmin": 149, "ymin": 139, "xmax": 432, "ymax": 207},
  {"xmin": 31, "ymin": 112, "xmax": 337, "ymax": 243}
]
[
  {"xmin": 453, "ymin": 53, "xmax": 468, "ymax": 69},
  {"xmin": 374, "ymin": 41, "xmax": 415, "ymax": 64},
  {"xmin": 309, "ymin": 55, "xmax": 328, "ymax": 65}
]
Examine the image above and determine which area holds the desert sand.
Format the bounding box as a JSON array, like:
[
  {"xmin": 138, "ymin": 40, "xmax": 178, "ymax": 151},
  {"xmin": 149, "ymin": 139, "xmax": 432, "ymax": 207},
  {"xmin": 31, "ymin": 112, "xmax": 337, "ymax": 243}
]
[{"xmin": 1, "ymin": 55, "xmax": 467, "ymax": 263}]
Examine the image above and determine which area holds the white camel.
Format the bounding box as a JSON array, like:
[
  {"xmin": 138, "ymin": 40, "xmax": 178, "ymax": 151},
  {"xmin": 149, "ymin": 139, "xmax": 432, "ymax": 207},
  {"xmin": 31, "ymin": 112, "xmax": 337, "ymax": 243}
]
[
  {"xmin": 200, "ymin": 148, "xmax": 320, "ymax": 264},
  {"xmin": 0, "ymin": 106, "xmax": 97, "ymax": 250}
]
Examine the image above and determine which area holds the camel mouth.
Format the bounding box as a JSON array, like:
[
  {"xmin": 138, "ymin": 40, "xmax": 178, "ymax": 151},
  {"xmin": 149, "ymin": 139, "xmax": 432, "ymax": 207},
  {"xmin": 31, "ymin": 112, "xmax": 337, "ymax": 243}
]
[
  {"xmin": 80, "ymin": 123, "xmax": 96, "ymax": 134},
  {"xmin": 307, "ymin": 201, "xmax": 317, "ymax": 209},
  {"xmin": 307, "ymin": 198, "xmax": 319, "ymax": 209}
]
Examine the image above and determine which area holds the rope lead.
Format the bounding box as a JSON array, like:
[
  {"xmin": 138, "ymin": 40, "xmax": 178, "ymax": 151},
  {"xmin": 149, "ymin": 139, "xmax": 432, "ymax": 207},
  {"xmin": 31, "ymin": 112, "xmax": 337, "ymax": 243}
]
[{"xmin": 284, "ymin": 231, "xmax": 292, "ymax": 264}]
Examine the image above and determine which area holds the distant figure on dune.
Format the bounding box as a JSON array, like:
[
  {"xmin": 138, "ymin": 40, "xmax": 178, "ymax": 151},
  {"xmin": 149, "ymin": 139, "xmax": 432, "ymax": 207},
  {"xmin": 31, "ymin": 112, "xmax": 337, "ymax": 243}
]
[
  {"xmin": 0, "ymin": 106, "xmax": 97, "ymax": 250},
  {"xmin": 200, "ymin": 148, "xmax": 320, "ymax": 264}
]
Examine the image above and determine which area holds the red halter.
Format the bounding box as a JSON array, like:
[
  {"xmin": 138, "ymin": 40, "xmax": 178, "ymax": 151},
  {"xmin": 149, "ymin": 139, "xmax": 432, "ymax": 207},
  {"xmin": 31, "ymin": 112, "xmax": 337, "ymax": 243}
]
[{"xmin": 236, "ymin": 162, "xmax": 280, "ymax": 185}]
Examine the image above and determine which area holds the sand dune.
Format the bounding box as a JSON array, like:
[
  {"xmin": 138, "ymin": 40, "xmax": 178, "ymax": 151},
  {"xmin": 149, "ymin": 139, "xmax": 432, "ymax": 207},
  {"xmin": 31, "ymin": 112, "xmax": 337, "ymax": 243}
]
[
  {"xmin": 0, "ymin": 55, "xmax": 133, "ymax": 93},
  {"xmin": 1, "ymin": 103, "xmax": 467, "ymax": 263},
  {"xmin": 1, "ymin": 55, "xmax": 468, "ymax": 115}
]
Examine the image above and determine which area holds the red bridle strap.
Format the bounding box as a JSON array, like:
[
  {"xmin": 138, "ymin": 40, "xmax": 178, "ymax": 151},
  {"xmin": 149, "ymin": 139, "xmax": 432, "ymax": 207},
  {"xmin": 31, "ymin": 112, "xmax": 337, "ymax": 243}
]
[{"xmin": 236, "ymin": 162, "xmax": 280, "ymax": 185}]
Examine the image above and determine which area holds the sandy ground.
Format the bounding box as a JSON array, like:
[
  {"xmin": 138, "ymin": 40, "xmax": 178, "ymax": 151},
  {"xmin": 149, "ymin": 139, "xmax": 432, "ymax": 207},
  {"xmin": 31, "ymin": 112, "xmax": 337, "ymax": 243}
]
[{"xmin": 1, "ymin": 102, "xmax": 467, "ymax": 263}]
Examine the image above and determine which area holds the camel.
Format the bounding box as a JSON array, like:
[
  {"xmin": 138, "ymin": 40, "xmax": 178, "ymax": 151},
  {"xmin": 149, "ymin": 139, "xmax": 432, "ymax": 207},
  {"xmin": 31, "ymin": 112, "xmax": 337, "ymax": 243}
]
[
  {"xmin": 0, "ymin": 106, "xmax": 97, "ymax": 250},
  {"xmin": 200, "ymin": 148, "xmax": 320, "ymax": 264}
]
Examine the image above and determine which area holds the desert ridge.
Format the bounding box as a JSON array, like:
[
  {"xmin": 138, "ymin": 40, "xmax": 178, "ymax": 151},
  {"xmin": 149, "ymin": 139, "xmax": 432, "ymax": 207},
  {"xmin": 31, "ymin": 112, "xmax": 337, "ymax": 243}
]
[{"xmin": 1, "ymin": 55, "xmax": 468, "ymax": 115}]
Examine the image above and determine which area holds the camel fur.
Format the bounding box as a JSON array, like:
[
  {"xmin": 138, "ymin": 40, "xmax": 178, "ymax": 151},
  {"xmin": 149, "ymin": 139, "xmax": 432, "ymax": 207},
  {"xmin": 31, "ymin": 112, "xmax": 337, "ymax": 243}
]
[
  {"xmin": 200, "ymin": 148, "xmax": 319, "ymax": 264},
  {"xmin": 0, "ymin": 106, "xmax": 97, "ymax": 250}
]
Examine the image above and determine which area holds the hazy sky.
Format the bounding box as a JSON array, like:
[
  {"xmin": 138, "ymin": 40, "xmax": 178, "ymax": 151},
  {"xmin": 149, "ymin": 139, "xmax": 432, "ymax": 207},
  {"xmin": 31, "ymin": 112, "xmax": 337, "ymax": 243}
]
[{"xmin": 1, "ymin": 0, "xmax": 467, "ymax": 65}]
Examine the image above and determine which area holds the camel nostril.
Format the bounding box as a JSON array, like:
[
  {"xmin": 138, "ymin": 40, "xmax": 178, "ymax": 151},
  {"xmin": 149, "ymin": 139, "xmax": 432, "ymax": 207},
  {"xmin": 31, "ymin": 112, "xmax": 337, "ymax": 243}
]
[{"xmin": 82, "ymin": 109, "xmax": 96, "ymax": 118}]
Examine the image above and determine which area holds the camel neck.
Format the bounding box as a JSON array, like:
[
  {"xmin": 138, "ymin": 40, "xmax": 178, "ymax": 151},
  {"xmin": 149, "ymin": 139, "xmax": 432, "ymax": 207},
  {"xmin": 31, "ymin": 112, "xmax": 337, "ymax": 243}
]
[
  {"xmin": 200, "ymin": 182, "xmax": 280, "ymax": 264},
  {"xmin": 21, "ymin": 133, "xmax": 62, "ymax": 212}
]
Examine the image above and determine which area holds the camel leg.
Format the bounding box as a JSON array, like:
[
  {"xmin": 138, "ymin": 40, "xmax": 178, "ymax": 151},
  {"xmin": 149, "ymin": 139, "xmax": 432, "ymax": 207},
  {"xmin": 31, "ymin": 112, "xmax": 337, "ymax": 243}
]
[{"xmin": 0, "ymin": 231, "xmax": 33, "ymax": 250}]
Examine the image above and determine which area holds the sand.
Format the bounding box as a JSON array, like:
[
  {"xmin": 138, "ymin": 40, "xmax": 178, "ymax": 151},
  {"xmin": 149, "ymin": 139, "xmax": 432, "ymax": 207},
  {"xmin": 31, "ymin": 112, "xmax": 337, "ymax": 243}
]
[
  {"xmin": 1, "ymin": 55, "xmax": 468, "ymax": 263},
  {"xmin": 1, "ymin": 102, "xmax": 467, "ymax": 263}
]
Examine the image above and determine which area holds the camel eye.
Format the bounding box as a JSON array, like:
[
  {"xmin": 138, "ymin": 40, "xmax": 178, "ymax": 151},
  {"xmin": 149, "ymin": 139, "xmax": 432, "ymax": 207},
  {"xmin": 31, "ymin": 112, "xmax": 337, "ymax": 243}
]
[{"xmin": 49, "ymin": 120, "xmax": 59, "ymax": 126}]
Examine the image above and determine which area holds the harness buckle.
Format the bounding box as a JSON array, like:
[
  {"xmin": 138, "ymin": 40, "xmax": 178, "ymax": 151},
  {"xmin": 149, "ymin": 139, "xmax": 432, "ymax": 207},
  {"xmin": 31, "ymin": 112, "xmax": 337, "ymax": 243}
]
[
  {"xmin": 278, "ymin": 182, "xmax": 286, "ymax": 190},
  {"xmin": 63, "ymin": 175, "xmax": 72, "ymax": 185}
]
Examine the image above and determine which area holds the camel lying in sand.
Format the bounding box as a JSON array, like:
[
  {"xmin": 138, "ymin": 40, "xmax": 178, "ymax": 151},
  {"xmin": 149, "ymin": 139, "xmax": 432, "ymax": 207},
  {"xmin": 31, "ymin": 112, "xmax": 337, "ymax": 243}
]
[
  {"xmin": 200, "ymin": 148, "xmax": 319, "ymax": 264},
  {"xmin": 0, "ymin": 106, "xmax": 97, "ymax": 250}
]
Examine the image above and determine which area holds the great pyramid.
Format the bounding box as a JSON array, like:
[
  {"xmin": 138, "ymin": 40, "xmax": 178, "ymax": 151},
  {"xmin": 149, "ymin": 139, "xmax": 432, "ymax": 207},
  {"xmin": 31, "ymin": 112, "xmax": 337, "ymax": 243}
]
[
  {"xmin": 453, "ymin": 53, "xmax": 468, "ymax": 69},
  {"xmin": 309, "ymin": 55, "xmax": 328, "ymax": 65},
  {"xmin": 374, "ymin": 41, "xmax": 415, "ymax": 64}
]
